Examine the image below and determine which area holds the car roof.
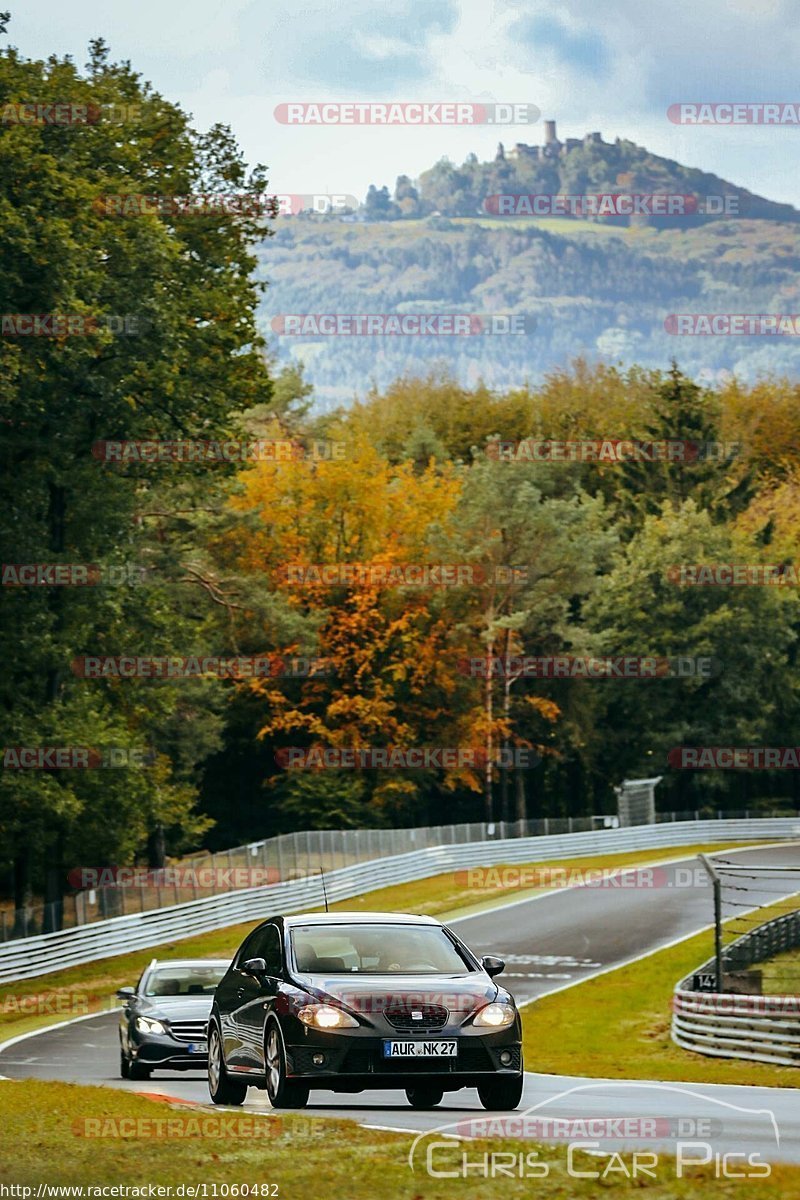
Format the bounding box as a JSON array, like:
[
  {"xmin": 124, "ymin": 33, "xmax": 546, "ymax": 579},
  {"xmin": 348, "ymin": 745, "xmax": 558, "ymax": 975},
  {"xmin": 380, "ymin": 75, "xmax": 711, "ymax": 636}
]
[
  {"xmin": 146, "ymin": 959, "xmax": 230, "ymax": 968},
  {"xmin": 282, "ymin": 912, "xmax": 441, "ymax": 926}
]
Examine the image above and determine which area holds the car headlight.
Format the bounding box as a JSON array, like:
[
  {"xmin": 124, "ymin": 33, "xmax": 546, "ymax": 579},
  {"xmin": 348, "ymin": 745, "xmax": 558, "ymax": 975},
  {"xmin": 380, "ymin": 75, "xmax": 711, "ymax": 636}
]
[
  {"xmin": 473, "ymin": 1002, "xmax": 516, "ymax": 1028},
  {"xmin": 136, "ymin": 1016, "xmax": 167, "ymax": 1035},
  {"xmin": 298, "ymin": 1004, "xmax": 359, "ymax": 1030}
]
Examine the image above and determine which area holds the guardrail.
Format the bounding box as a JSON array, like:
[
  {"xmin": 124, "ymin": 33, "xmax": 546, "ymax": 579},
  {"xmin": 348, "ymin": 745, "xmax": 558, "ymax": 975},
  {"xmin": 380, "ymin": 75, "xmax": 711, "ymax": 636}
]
[
  {"xmin": 2, "ymin": 816, "xmax": 798, "ymax": 984},
  {"xmin": 3, "ymin": 815, "xmax": 620, "ymax": 942},
  {"xmin": 4, "ymin": 808, "xmax": 791, "ymax": 943},
  {"xmin": 672, "ymin": 909, "xmax": 800, "ymax": 1067}
]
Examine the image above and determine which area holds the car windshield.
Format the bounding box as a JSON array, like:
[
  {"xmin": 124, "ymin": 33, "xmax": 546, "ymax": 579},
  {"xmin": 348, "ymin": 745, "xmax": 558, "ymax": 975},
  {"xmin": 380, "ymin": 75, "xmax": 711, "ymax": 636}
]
[
  {"xmin": 143, "ymin": 965, "xmax": 226, "ymax": 996},
  {"xmin": 289, "ymin": 924, "xmax": 474, "ymax": 974}
]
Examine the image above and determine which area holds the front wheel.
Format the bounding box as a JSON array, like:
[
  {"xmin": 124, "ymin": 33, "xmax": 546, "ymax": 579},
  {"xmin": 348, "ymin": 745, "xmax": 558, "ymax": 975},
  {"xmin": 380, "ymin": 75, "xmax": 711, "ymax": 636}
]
[
  {"xmin": 477, "ymin": 1074, "xmax": 524, "ymax": 1111},
  {"xmin": 119, "ymin": 1049, "xmax": 131, "ymax": 1080},
  {"xmin": 406, "ymin": 1085, "xmax": 444, "ymax": 1109},
  {"xmin": 129, "ymin": 1060, "xmax": 152, "ymax": 1081},
  {"xmin": 208, "ymin": 1025, "xmax": 248, "ymax": 1106},
  {"xmin": 265, "ymin": 1025, "xmax": 309, "ymax": 1109}
]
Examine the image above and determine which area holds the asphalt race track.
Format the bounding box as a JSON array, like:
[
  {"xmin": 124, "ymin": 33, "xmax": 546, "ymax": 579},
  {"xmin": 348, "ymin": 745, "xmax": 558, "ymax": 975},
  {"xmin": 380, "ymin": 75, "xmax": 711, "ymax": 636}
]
[{"xmin": 2, "ymin": 843, "xmax": 799, "ymax": 1165}]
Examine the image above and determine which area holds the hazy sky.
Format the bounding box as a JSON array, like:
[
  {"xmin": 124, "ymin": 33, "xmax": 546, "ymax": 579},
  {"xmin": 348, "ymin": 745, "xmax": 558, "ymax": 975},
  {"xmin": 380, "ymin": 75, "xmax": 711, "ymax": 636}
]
[{"xmin": 9, "ymin": 0, "xmax": 800, "ymax": 207}]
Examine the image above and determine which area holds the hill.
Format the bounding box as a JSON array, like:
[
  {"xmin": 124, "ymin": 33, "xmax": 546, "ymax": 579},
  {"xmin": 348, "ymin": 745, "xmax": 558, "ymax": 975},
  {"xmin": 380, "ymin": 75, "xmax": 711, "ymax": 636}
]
[{"xmin": 256, "ymin": 134, "xmax": 800, "ymax": 407}]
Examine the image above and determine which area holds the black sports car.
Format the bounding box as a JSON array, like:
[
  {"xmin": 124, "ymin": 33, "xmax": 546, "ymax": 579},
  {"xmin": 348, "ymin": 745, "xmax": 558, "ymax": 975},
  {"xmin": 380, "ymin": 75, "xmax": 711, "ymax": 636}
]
[
  {"xmin": 208, "ymin": 912, "xmax": 523, "ymax": 1110},
  {"xmin": 117, "ymin": 958, "xmax": 229, "ymax": 1079}
]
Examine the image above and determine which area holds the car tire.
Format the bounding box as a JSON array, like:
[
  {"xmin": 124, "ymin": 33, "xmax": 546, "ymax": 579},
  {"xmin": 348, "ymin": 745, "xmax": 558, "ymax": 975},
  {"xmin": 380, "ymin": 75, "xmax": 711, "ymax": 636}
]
[
  {"xmin": 129, "ymin": 1060, "xmax": 152, "ymax": 1081},
  {"xmin": 477, "ymin": 1074, "xmax": 524, "ymax": 1111},
  {"xmin": 208, "ymin": 1024, "xmax": 248, "ymax": 1106},
  {"xmin": 119, "ymin": 1049, "xmax": 131, "ymax": 1080},
  {"xmin": 265, "ymin": 1024, "xmax": 309, "ymax": 1109},
  {"xmin": 405, "ymin": 1085, "xmax": 444, "ymax": 1109}
]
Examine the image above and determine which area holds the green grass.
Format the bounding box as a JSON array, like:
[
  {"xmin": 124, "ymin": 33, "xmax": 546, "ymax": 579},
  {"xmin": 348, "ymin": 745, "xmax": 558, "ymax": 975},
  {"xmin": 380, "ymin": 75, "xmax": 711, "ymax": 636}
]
[
  {"xmin": 2, "ymin": 1080, "xmax": 798, "ymax": 1195},
  {"xmin": 520, "ymin": 913, "xmax": 800, "ymax": 1088},
  {"xmin": 0, "ymin": 842, "xmax": 761, "ymax": 1043},
  {"xmin": 761, "ymin": 947, "xmax": 800, "ymax": 995}
]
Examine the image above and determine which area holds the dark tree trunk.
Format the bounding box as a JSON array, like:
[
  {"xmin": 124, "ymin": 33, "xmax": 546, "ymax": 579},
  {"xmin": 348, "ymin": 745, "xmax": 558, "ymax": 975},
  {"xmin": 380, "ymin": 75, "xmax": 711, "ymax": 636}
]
[
  {"xmin": 515, "ymin": 766, "xmax": 527, "ymax": 826},
  {"xmin": 12, "ymin": 849, "xmax": 32, "ymax": 936},
  {"xmin": 42, "ymin": 830, "xmax": 66, "ymax": 933},
  {"xmin": 147, "ymin": 823, "xmax": 166, "ymax": 869}
]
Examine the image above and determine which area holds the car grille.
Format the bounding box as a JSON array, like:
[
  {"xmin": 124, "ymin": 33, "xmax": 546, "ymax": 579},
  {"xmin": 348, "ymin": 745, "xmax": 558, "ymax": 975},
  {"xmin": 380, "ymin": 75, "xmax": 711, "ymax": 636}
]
[
  {"xmin": 167, "ymin": 1020, "xmax": 208, "ymax": 1043},
  {"xmin": 336, "ymin": 1045, "xmax": 502, "ymax": 1075},
  {"xmin": 384, "ymin": 1003, "xmax": 448, "ymax": 1031},
  {"xmin": 456, "ymin": 1044, "xmax": 495, "ymax": 1071}
]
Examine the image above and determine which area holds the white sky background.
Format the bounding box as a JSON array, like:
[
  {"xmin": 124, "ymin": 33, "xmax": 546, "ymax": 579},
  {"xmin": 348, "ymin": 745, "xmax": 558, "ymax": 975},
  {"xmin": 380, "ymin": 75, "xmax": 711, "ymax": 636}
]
[{"xmin": 9, "ymin": 0, "xmax": 800, "ymax": 207}]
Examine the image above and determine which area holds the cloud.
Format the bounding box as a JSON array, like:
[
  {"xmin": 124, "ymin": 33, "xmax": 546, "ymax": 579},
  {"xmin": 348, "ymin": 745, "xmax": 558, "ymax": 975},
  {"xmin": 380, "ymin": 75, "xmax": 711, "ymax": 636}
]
[
  {"xmin": 262, "ymin": 0, "xmax": 460, "ymax": 93},
  {"xmin": 509, "ymin": 13, "xmax": 610, "ymax": 79}
]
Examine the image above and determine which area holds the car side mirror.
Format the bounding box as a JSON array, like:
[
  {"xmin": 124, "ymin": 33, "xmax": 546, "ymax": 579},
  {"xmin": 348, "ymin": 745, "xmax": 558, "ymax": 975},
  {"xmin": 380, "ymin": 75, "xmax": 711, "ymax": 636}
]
[
  {"xmin": 115, "ymin": 986, "xmax": 136, "ymax": 1001},
  {"xmin": 241, "ymin": 957, "xmax": 268, "ymax": 978},
  {"xmin": 481, "ymin": 955, "xmax": 505, "ymax": 978}
]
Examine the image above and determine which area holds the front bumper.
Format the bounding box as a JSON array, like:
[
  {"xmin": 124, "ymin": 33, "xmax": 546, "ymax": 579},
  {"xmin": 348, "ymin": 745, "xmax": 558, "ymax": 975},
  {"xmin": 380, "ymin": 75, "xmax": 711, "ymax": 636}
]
[
  {"xmin": 131, "ymin": 1032, "xmax": 209, "ymax": 1071},
  {"xmin": 285, "ymin": 1025, "xmax": 522, "ymax": 1089}
]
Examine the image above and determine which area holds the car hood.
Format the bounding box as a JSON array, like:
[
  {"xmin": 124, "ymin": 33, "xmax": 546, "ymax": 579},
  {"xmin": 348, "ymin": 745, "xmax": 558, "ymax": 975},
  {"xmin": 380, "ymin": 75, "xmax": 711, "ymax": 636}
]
[
  {"xmin": 291, "ymin": 972, "xmax": 498, "ymax": 1017},
  {"xmin": 137, "ymin": 996, "xmax": 215, "ymax": 1020}
]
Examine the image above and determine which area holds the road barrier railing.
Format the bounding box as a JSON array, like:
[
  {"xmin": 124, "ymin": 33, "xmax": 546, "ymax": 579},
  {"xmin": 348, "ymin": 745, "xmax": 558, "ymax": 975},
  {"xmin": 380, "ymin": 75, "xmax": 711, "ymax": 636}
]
[
  {"xmin": 672, "ymin": 908, "xmax": 800, "ymax": 1067},
  {"xmin": 2, "ymin": 816, "xmax": 798, "ymax": 983},
  {"xmin": 3, "ymin": 816, "xmax": 609, "ymax": 942},
  {"xmin": 2, "ymin": 808, "xmax": 791, "ymax": 943}
]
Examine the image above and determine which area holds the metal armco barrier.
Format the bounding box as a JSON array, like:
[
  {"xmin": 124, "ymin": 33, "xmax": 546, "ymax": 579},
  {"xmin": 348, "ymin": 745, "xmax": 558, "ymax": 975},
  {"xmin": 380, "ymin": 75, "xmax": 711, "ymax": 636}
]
[
  {"xmin": 1, "ymin": 817, "xmax": 798, "ymax": 984},
  {"xmin": 672, "ymin": 908, "xmax": 800, "ymax": 1067}
]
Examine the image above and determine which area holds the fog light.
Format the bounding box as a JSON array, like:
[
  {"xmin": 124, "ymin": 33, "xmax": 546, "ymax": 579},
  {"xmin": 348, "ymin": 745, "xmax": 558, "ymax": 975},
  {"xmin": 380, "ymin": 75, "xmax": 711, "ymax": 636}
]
[
  {"xmin": 312, "ymin": 1053, "xmax": 326, "ymax": 1066},
  {"xmin": 499, "ymin": 1050, "xmax": 513, "ymax": 1066}
]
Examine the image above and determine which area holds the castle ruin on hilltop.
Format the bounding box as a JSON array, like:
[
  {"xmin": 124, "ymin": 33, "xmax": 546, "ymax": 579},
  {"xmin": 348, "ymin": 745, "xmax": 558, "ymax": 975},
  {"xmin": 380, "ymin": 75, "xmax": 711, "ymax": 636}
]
[{"xmin": 496, "ymin": 120, "xmax": 609, "ymax": 162}]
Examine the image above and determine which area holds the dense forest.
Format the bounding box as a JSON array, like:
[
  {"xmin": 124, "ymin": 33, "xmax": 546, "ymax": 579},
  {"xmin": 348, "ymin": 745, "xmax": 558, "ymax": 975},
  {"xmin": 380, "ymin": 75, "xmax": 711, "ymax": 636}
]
[
  {"xmin": 2, "ymin": 41, "xmax": 800, "ymax": 922},
  {"xmin": 260, "ymin": 215, "xmax": 800, "ymax": 406}
]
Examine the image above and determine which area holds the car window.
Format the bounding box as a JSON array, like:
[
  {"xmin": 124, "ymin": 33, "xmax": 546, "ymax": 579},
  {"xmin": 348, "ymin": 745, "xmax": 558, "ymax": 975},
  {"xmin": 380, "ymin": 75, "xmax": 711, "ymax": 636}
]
[
  {"xmin": 243, "ymin": 924, "xmax": 283, "ymax": 975},
  {"xmin": 143, "ymin": 965, "xmax": 227, "ymax": 996},
  {"xmin": 235, "ymin": 931, "xmax": 261, "ymax": 967},
  {"xmin": 289, "ymin": 924, "xmax": 474, "ymax": 974}
]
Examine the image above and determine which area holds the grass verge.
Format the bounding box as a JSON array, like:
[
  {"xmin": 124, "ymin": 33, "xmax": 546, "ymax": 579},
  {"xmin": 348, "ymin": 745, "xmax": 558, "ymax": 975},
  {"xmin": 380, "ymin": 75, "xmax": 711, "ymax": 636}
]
[
  {"xmin": 1, "ymin": 1079, "xmax": 798, "ymax": 1195},
  {"xmin": 520, "ymin": 918, "xmax": 800, "ymax": 1088},
  {"xmin": 761, "ymin": 947, "xmax": 800, "ymax": 995},
  {"xmin": 0, "ymin": 842, "xmax": 763, "ymax": 1042}
]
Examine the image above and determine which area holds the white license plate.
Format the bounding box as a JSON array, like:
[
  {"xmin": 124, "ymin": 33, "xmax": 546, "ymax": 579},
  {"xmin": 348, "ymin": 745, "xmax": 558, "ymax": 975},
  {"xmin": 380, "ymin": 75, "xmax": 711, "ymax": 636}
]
[
  {"xmin": 187, "ymin": 1042, "xmax": 208, "ymax": 1054},
  {"xmin": 382, "ymin": 1040, "xmax": 457, "ymax": 1058}
]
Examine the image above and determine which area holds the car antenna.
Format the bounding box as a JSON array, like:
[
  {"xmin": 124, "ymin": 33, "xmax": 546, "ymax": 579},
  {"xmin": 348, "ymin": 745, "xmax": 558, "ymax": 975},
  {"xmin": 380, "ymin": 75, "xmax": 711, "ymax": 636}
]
[{"xmin": 317, "ymin": 866, "xmax": 330, "ymax": 913}]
